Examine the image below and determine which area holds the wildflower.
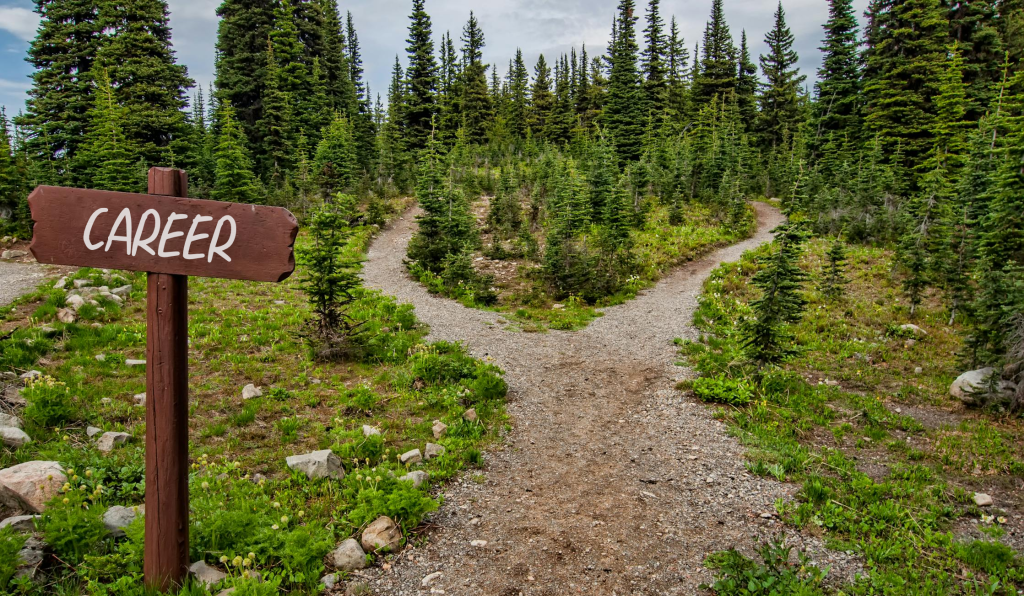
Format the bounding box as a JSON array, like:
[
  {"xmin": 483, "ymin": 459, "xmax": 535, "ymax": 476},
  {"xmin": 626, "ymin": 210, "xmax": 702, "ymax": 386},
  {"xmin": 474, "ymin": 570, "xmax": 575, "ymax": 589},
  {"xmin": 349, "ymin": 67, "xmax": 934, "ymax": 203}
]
[
  {"xmin": 273, "ymin": 501, "xmax": 280, "ymax": 508},
  {"xmin": 62, "ymin": 498, "xmax": 70, "ymax": 505},
  {"xmin": 280, "ymin": 516, "xmax": 289, "ymax": 524},
  {"xmin": 297, "ymin": 511, "xmax": 304, "ymax": 518},
  {"xmin": 233, "ymin": 556, "xmax": 243, "ymax": 568},
  {"xmin": 248, "ymin": 552, "xmax": 256, "ymax": 560},
  {"xmin": 201, "ymin": 482, "xmax": 210, "ymax": 490},
  {"xmin": 998, "ymin": 516, "xmax": 1008, "ymax": 524},
  {"xmin": 271, "ymin": 524, "xmax": 279, "ymax": 530},
  {"xmin": 982, "ymin": 514, "xmax": 995, "ymax": 524},
  {"xmin": 375, "ymin": 476, "xmax": 382, "ymax": 482},
  {"xmin": 220, "ymin": 556, "xmax": 229, "ymax": 564},
  {"xmin": 85, "ymin": 470, "xmax": 93, "ymax": 478},
  {"xmin": 243, "ymin": 558, "xmax": 252, "ymax": 567},
  {"xmin": 62, "ymin": 483, "xmax": 71, "ymax": 492}
]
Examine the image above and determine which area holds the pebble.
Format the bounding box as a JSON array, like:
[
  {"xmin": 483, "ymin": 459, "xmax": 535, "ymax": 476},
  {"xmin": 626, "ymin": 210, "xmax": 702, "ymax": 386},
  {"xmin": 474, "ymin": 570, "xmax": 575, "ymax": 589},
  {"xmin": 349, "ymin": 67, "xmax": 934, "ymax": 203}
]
[
  {"xmin": 470, "ymin": 540, "xmax": 487, "ymax": 547},
  {"xmin": 125, "ymin": 359, "xmax": 146, "ymax": 366},
  {"xmin": 973, "ymin": 493, "xmax": 993, "ymax": 507},
  {"xmin": 96, "ymin": 431, "xmax": 131, "ymax": 453},
  {"xmin": 424, "ymin": 442, "xmax": 446, "ymax": 459},
  {"xmin": 421, "ymin": 572, "xmax": 442, "ymax": 587},
  {"xmin": 242, "ymin": 384, "xmax": 262, "ymax": 400},
  {"xmin": 432, "ymin": 420, "xmax": 448, "ymax": 439},
  {"xmin": 400, "ymin": 448, "xmax": 423, "ymax": 464}
]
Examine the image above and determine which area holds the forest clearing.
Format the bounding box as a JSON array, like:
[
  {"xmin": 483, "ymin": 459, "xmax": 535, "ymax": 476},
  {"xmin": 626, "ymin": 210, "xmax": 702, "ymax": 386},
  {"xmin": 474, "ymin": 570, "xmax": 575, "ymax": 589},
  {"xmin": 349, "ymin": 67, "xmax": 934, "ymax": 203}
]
[{"xmin": 1, "ymin": 0, "xmax": 1023, "ymax": 593}]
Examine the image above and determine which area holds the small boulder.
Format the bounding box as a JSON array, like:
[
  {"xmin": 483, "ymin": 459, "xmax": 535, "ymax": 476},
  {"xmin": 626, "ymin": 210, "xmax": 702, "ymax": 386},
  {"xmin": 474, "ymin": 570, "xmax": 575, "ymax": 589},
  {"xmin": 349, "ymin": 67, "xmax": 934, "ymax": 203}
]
[
  {"xmin": 95, "ymin": 353, "xmax": 106, "ymax": 362},
  {"xmin": 432, "ymin": 420, "xmax": 447, "ymax": 439},
  {"xmin": 0, "ymin": 515, "xmax": 38, "ymax": 532},
  {"xmin": 950, "ymin": 368, "xmax": 1016, "ymax": 407},
  {"xmin": 360, "ymin": 515, "xmax": 402, "ymax": 552},
  {"xmin": 1, "ymin": 250, "xmax": 27, "ymax": 259},
  {"xmin": 96, "ymin": 431, "xmax": 131, "ymax": 453},
  {"xmin": 421, "ymin": 571, "xmax": 442, "ymax": 587},
  {"xmin": 52, "ymin": 277, "xmax": 67, "ymax": 290},
  {"xmin": 134, "ymin": 393, "xmax": 146, "ymax": 406},
  {"xmin": 73, "ymin": 279, "xmax": 91, "ymax": 289},
  {"xmin": 103, "ymin": 505, "xmax": 137, "ymax": 537},
  {"xmin": 463, "ymin": 408, "xmax": 478, "ymax": 423},
  {"xmin": 285, "ymin": 450, "xmax": 344, "ymax": 480},
  {"xmin": 0, "ymin": 427, "xmax": 31, "ymax": 449},
  {"xmin": 65, "ymin": 294, "xmax": 86, "ymax": 311},
  {"xmin": 125, "ymin": 359, "xmax": 146, "ymax": 367},
  {"xmin": 345, "ymin": 581, "xmax": 371, "ymax": 596},
  {"xmin": 111, "ymin": 285, "xmax": 132, "ymax": 297},
  {"xmin": 973, "ymin": 492, "xmax": 994, "ymax": 507},
  {"xmin": 242, "ymin": 384, "xmax": 262, "ymax": 400},
  {"xmin": 331, "ymin": 538, "xmax": 367, "ymax": 571},
  {"xmin": 0, "ymin": 413, "xmax": 22, "ymax": 429},
  {"xmin": 424, "ymin": 443, "xmax": 445, "ymax": 460},
  {"xmin": 399, "ymin": 470, "xmax": 429, "ymax": 488},
  {"xmin": 399, "ymin": 449, "xmax": 422, "ymax": 464},
  {"xmin": 17, "ymin": 537, "xmax": 45, "ymax": 579},
  {"xmin": 189, "ymin": 561, "xmax": 227, "ymax": 588},
  {"xmin": 320, "ymin": 573, "xmax": 339, "ymax": 590},
  {"xmin": 362, "ymin": 424, "xmax": 381, "ymax": 437},
  {"xmin": 56, "ymin": 308, "xmax": 76, "ymax": 324},
  {"xmin": 899, "ymin": 324, "xmax": 928, "ymax": 337},
  {"xmin": 19, "ymin": 370, "xmax": 41, "ymax": 381},
  {"xmin": 86, "ymin": 426, "xmax": 102, "ymax": 438},
  {"xmin": 0, "ymin": 461, "xmax": 66, "ymax": 513}
]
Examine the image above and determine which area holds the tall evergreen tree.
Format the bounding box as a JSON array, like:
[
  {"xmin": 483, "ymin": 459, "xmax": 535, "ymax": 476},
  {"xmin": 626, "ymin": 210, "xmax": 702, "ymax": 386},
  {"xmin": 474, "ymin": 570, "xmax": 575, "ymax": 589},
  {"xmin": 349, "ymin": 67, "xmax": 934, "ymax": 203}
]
[
  {"xmin": 0, "ymin": 110, "xmax": 24, "ymax": 223},
  {"xmin": 736, "ymin": 31, "xmax": 759, "ymax": 127},
  {"xmin": 666, "ymin": 17, "xmax": 689, "ymax": 122},
  {"xmin": 314, "ymin": 114, "xmax": 358, "ymax": 195},
  {"xmin": 78, "ymin": 69, "xmax": 141, "ymax": 192},
  {"xmin": 813, "ymin": 0, "xmax": 862, "ymax": 158},
  {"xmin": 508, "ymin": 49, "xmax": 530, "ymax": 138},
  {"xmin": 212, "ymin": 101, "xmax": 261, "ymax": 203},
  {"xmin": 530, "ymin": 55, "xmax": 555, "ymax": 139},
  {"xmin": 319, "ymin": 0, "xmax": 357, "ymax": 113},
  {"xmin": 949, "ymin": 0, "xmax": 1005, "ymax": 121},
  {"xmin": 758, "ymin": 3, "xmax": 805, "ymax": 150},
  {"xmin": 460, "ymin": 12, "xmax": 493, "ymax": 144},
  {"xmin": 404, "ymin": 0, "xmax": 440, "ymax": 150},
  {"xmin": 214, "ymin": 0, "xmax": 275, "ymax": 145},
  {"xmin": 604, "ymin": 0, "xmax": 645, "ymax": 163},
  {"xmin": 692, "ymin": 0, "xmax": 737, "ymax": 106},
  {"xmin": 258, "ymin": 40, "xmax": 295, "ymax": 183},
  {"xmin": 641, "ymin": 0, "xmax": 668, "ymax": 117}
]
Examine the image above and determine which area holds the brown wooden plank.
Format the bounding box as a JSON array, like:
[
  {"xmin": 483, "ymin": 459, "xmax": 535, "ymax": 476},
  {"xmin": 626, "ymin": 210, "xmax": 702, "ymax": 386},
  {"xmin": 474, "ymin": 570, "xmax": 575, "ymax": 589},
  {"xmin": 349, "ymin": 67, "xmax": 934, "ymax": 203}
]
[
  {"xmin": 143, "ymin": 168, "xmax": 191, "ymax": 591},
  {"xmin": 27, "ymin": 184, "xmax": 297, "ymax": 282}
]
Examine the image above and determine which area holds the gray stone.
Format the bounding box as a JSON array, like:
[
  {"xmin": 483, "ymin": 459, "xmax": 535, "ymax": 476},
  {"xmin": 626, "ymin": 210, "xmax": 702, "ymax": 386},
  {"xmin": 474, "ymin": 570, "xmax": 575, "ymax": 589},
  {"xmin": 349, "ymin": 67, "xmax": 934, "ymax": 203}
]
[
  {"xmin": 950, "ymin": 368, "xmax": 1017, "ymax": 407},
  {"xmin": 1, "ymin": 250, "xmax": 27, "ymax": 259},
  {"xmin": 17, "ymin": 541, "xmax": 44, "ymax": 579},
  {"xmin": 103, "ymin": 505, "xmax": 138, "ymax": 537},
  {"xmin": 86, "ymin": 426, "xmax": 102, "ymax": 438},
  {"xmin": 242, "ymin": 384, "xmax": 262, "ymax": 400},
  {"xmin": 111, "ymin": 285, "xmax": 132, "ymax": 297},
  {"xmin": 899, "ymin": 324, "xmax": 928, "ymax": 337},
  {"xmin": 0, "ymin": 461, "xmax": 66, "ymax": 513},
  {"xmin": 399, "ymin": 449, "xmax": 422, "ymax": 464},
  {"xmin": 134, "ymin": 393, "xmax": 146, "ymax": 406},
  {"xmin": 0, "ymin": 515, "xmax": 38, "ymax": 532},
  {"xmin": 53, "ymin": 277, "xmax": 67, "ymax": 290},
  {"xmin": 331, "ymin": 538, "xmax": 367, "ymax": 571},
  {"xmin": 973, "ymin": 493, "xmax": 993, "ymax": 507},
  {"xmin": 914, "ymin": 367, "xmax": 924, "ymax": 374},
  {"xmin": 65, "ymin": 294, "xmax": 86, "ymax": 311},
  {"xmin": 0, "ymin": 427, "xmax": 31, "ymax": 449},
  {"xmin": 424, "ymin": 442, "xmax": 445, "ymax": 460},
  {"xmin": 0, "ymin": 413, "xmax": 22, "ymax": 429},
  {"xmin": 432, "ymin": 420, "xmax": 448, "ymax": 439},
  {"xmin": 421, "ymin": 571, "xmax": 442, "ymax": 587},
  {"xmin": 19, "ymin": 370, "xmax": 41, "ymax": 381},
  {"xmin": 345, "ymin": 582, "xmax": 371, "ymax": 596},
  {"xmin": 189, "ymin": 561, "xmax": 227, "ymax": 588},
  {"xmin": 101, "ymin": 292, "xmax": 123, "ymax": 305},
  {"xmin": 56, "ymin": 308, "xmax": 76, "ymax": 324},
  {"xmin": 96, "ymin": 431, "xmax": 131, "ymax": 453},
  {"xmin": 399, "ymin": 470, "xmax": 429, "ymax": 488},
  {"xmin": 95, "ymin": 353, "xmax": 106, "ymax": 362},
  {"xmin": 73, "ymin": 279, "xmax": 91, "ymax": 289},
  {"xmin": 125, "ymin": 359, "xmax": 146, "ymax": 367},
  {"xmin": 463, "ymin": 408, "xmax": 478, "ymax": 423},
  {"xmin": 320, "ymin": 574, "xmax": 339, "ymax": 590},
  {"xmin": 362, "ymin": 424, "xmax": 381, "ymax": 436},
  {"xmin": 285, "ymin": 450, "xmax": 344, "ymax": 480},
  {"xmin": 360, "ymin": 515, "xmax": 402, "ymax": 552}
]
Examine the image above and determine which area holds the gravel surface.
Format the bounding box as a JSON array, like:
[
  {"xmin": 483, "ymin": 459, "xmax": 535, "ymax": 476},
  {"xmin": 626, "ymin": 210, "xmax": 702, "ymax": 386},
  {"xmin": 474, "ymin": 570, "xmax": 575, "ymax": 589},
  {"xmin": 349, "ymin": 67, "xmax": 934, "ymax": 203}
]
[
  {"xmin": 358, "ymin": 202, "xmax": 862, "ymax": 595},
  {"xmin": 0, "ymin": 260, "xmax": 50, "ymax": 307}
]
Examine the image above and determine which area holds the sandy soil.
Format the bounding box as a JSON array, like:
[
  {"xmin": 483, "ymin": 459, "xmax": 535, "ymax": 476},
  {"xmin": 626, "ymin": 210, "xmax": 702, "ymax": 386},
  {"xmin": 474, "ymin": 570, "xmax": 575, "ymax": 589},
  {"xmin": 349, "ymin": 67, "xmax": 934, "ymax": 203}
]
[{"xmin": 355, "ymin": 202, "xmax": 862, "ymax": 595}]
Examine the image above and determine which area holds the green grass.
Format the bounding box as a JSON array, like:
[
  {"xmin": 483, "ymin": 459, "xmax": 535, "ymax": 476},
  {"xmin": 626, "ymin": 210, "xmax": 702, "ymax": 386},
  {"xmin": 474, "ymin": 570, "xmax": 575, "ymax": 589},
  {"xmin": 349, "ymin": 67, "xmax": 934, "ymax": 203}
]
[{"xmin": 680, "ymin": 238, "xmax": 1024, "ymax": 595}]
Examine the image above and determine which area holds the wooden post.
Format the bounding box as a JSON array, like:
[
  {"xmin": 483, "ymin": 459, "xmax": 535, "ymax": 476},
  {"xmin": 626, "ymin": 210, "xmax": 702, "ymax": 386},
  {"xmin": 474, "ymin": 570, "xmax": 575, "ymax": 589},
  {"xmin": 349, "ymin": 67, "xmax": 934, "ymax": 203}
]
[{"xmin": 144, "ymin": 167, "xmax": 191, "ymax": 590}]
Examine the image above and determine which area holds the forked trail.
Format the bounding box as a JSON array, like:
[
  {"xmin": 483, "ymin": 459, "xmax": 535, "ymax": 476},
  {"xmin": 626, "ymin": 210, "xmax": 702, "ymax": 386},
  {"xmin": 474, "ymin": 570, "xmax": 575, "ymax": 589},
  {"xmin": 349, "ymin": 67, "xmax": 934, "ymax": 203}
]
[{"xmin": 359, "ymin": 203, "xmax": 844, "ymax": 595}]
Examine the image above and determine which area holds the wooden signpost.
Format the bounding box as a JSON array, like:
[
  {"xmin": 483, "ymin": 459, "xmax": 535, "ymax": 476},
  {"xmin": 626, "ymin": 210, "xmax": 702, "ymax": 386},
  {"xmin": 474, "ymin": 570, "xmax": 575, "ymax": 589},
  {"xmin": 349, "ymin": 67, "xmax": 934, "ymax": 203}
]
[{"xmin": 27, "ymin": 168, "xmax": 298, "ymax": 590}]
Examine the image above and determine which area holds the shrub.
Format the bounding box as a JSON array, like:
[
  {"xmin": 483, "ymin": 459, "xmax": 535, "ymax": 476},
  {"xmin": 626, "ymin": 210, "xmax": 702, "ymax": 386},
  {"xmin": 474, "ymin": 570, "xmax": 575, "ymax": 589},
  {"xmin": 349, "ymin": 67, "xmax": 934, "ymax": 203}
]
[
  {"xmin": 0, "ymin": 527, "xmax": 26, "ymax": 589},
  {"xmin": 23, "ymin": 375, "xmax": 75, "ymax": 428},
  {"xmin": 38, "ymin": 490, "xmax": 108, "ymax": 564},
  {"xmin": 344, "ymin": 386, "xmax": 380, "ymax": 412},
  {"xmin": 693, "ymin": 374, "xmax": 754, "ymax": 406},
  {"xmin": 703, "ymin": 537, "xmax": 828, "ymax": 595},
  {"xmin": 468, "ymin": 365, "xmax": 508, "ymax": 403},
  {"xmin": 343, "ymin": 474, "xmax": 439, "ymax": 534}
]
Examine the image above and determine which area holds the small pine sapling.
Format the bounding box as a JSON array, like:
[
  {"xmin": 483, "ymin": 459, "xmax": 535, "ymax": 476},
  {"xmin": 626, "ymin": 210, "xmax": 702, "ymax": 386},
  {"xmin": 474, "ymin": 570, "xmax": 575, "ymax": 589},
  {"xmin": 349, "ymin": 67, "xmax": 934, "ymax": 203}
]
[{"xmin": 820, "ymin": 238, "xmax": 848, "ymax": 300}]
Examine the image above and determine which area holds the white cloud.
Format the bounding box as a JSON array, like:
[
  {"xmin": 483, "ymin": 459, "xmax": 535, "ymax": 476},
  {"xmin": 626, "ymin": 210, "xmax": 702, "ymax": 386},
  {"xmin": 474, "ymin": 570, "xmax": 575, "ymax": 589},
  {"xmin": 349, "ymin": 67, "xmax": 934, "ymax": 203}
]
[
  {"xmin": 0, "ymin": 78, "xmax": 30, "ymax": 92},
  {"xmin": 0, "ymin": 7, "xmax": 40, "ymax": 42}
]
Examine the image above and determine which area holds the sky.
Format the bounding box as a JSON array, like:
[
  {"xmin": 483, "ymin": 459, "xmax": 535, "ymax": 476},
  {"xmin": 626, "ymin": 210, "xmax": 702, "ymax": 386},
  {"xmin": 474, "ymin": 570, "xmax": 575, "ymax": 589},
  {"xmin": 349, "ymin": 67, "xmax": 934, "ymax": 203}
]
[{"xmin": 0, "ymin": 0, "xmax": 870, "ymax": 118}]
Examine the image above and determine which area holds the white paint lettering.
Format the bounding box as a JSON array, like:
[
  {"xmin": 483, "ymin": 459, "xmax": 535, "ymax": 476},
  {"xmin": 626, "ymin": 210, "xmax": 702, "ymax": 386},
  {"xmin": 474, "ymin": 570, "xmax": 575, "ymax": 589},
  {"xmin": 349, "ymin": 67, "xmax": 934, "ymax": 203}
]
[
  {"xmin": 132, "ymin": 209, "xmax": 161, "ymax": 257},
  {"xmin": 183, "ymin": 215, "xmax": 212, "ymax": 260},
  {"xmin": 208, "ymin": 216, "xmax": 236, "ymax": 263},
  {"xmin": 104, "ymin": 208, "xmax": 133, "ymax": 254},
  {"xmin": 158, "ymin": 212, "xmax": 188, "ymax": 258},
  {"xmin": 83, "ymin": 208, "xmax": 108, "ymax": 250}
]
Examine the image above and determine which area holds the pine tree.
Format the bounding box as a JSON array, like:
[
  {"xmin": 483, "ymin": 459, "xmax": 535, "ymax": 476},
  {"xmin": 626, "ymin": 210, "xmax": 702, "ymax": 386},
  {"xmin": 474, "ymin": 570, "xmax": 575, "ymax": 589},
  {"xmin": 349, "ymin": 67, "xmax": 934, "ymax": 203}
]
[
  {"xmin": 949, "ymin": 0, "xmax": 1005, "ymax": 121},
  {"xmin": 80, "ymin": 69, "xmax": 141, "ymax": 192},
  {"xmin": 530, "ymin": 55, "xmax": 555, "ymax": 139},
  {"xmin": 508, "ymin": 49, "xmax": 530, "ymax": 138},
  {"xmin": 0, "ymin": 110, "xmax": 23, "ymax": 223},
  {"xmin": 404, "ymin": 0, "xmax": 440, "ymax": 150},
  {"xmin": 691, "ymin": 0, "xmax": 736, "ymax": 107},
  {"xmin": 758, "ymin": 3, "xmax": 805, "ymax": 151},
  {"xmin": 212, "ymin": 101, "xmax": 261, "ymax": 203},
  {"xmin": 460, "ymin": 12, "xmax": 493, "ymax": 144},
  {"xmin": 820, "ymin": 238, "xmax": 848, "ymax": 300},
  {"xmin": 214, "ymin": 0, "xmax": 276, "ymax": 146},
  {"xmin": 641, "ymin": 0, "xmax": 668, "ymax": 117},
  {"xmin": 258, "ymin": 40, "xmax": 295, "ymax": 184},
  {"xmin": 319, "ymin": 0, "xmax": 357, "ymax": 114},
  {"xmin": 665, "ymin": 18, "xmax": 689, "ymax": 123},
  {"xmin": 604, "ymin": 0, "xmax": 645, "ymax": 163},
  {"xmin": 314, "ymin": 114, "xmax": 358, "ymax": 195},
  {"xmin": 813, "ymin": 0, "xmax": 862, "ymax": 157},
  {"xmin": 17, "ymin": 0, "xmax": 103, "ymax": 182},
  {"xmin": 549, "ymin": 56, "xmax": 575, "ymax": 144},
  {"xmin": 588, "ymin": 137, "xmax": 619, "ymax": 223},
  {"xmin": 345, "ymin": 11, "xmax": 376, "ymax": 171},
  {"xmin": 736, "ymin": 31, "xmax": 758, "ymax": 128}
]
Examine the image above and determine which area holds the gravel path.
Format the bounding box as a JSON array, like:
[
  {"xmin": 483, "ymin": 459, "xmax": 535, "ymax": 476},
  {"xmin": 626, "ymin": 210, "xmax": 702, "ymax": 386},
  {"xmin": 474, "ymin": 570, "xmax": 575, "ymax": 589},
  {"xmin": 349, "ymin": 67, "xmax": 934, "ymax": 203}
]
[
  {"xmin": 358, "ymin": 203, "xmax": 860, "ymax": 595},
  {"xmin": 0, "ymin": 260, "xmax": 50, "ymax": 307}
]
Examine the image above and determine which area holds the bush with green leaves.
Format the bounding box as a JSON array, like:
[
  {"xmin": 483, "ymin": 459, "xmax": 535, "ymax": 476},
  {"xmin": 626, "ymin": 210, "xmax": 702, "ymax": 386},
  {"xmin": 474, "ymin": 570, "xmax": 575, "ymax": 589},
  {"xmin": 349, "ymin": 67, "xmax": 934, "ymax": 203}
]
[
  {"xmin": 38, "ymin": 488, "xmax": 108, "ymax": 565},
  {"xmin": 0, "ymin": 527, "xmax": 26, "ymax": 590},
  {"xmin": 703, "ymin": 537, "xmax": 828, "ymax": 596},
  {"xmin": 23, "ymin": 375, "xmax": 75, "ymax": 428},
  {"xmin": 342, "ymin": 470, "xmax": 439, "ymax": 535},
  {"xmin": 693, "ymin": 374, "xmax": 755, "ymax": 406}
]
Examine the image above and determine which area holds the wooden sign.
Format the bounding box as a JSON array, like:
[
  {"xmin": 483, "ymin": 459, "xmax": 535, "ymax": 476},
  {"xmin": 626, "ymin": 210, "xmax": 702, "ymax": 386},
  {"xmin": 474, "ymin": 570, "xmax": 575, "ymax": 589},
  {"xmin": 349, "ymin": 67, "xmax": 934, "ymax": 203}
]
[
  {"xmin": 28, "ymin": 184, "xmax": 298, "ymax": 282},
  {"xmin": 26, "ymin": 169, "xmax": 298, "ymax": 591}
]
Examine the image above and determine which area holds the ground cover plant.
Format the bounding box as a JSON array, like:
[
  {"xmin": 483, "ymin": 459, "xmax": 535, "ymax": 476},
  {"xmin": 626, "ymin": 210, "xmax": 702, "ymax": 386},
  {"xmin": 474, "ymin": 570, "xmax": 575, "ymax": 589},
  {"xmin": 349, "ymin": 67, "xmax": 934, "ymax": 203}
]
[
  {"xmin": 0, "ymin": 199, "xmax": 508, "ymax": 595},
  {"xmin": 680, "ymin": 237, "xmax": 1024, "ymax": 594}
]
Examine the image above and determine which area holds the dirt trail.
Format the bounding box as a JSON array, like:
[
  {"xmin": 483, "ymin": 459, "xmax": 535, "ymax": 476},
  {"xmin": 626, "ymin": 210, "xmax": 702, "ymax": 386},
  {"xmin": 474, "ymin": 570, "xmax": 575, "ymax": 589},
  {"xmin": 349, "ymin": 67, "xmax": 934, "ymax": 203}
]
[{"xmin": 359, "ymin": 203, "xmax": 853, "ymax": 595}]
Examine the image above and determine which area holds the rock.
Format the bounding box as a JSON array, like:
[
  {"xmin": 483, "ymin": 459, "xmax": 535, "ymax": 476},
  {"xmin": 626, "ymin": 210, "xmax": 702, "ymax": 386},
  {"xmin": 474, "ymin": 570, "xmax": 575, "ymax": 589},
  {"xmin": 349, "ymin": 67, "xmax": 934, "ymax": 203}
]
[
  {"xmin": 360, "ymin": 516, "xmax": 402, "ymax": 552},
  {"xmin": 470, "ymin": 540, "xmax": 487, "ymax": 547},
  {"xmin": 362, "ymin": 424, "xmax": 381, "ymax": 436},
  {"xmin": 0, "ymin": 413, "xmax": 22, "ymax": 429},
  {"xmin": 251, "ymin": 473, "xmax": 267, "ymax": 485},
  {"xmin": 0, "ymin": 461, "xmax": 66, "ymax": 513},
  {"xmin": 19, "ymin": 370, "xmax": 41, "ymax": 381},
  {"xmin": 950, "ymin": 367, "xmax": 1017, "ymax": 407},
  {"xmin": 903, "ymin": 339, "xmax": 917, "ymax": 348},
  {"xmin": 399, "ymin": 470, "xmax": 429, "ymax": 488},
  {"xmin": 133, "ymin": 392, "xmax": 146, "ymax": 406},
  {"xmin": 399, "ymin": 449, "xmax": 422, "ymax": 464},
  {"xmin": 463, "ymin": 408, "xmax": 478, "ymax": 423},
  {"xmin": 100, "ymin": 398, "xmax": 111, "ymax": 405},
  {"xmin": 101, "ymin": 292, "xmax": 123, "ymax": 304},
  {"xmin": 103, "ymin": 505, "xmax": 137, "ymax": 537},
  {"xmin": 73, "ymin": 279, "xmax": 91, "ymax": 289},
  {"xmin": 0, "ymin": 515, "xmax": 39, "ymax": 532},
  {"xmin": 320, "ymin": 573, "xmax": 338, "ymax": 590},
  {"xmin": 86, "ymin": 426, "xmax": 102, "ymax": 437},
  {"xmin": 111, "ymin": 285, "xmax": 132, "ymax": 297},
  {"xmin": 242, "ymin": 384, "xmax": 262, "ymax": 400},
  {"xmin": 285, "ymin": 449, "xmax": 344, "ymax": 480},
  {"xmin": 432, "ymin": 420, "xmax": 447, "ymax": 439},
  {"xmin": 331, "ymin": 538, "xmax": 367, "ymax": 571},
  {"xmin": 66, "ymin": 294, "xmax": 86, "ymax": 311},
  {"xmin": 899, "ymin": 324, "xmax": 928, "ymax": 337},
  {"xmin": 1, "ymin": 250, "xmax": 27, "ymax": 259},
  {"xmin": 17, "ymin": 538, "xmax": 44, "ymax": 579},
  {"xmin": 125, "ymin": 359, "xmax": 146, "ymax": 367},
  {"xmin": 973, "ymin": 493, "xmax": 993, "ymax": 507},
  {"xmin": 96, "ymin": 431, "xmax": 131, "ymax": 453},
  {"xmin": 421, "ymin": 571, "xmax": 442, "ymax": 587},
  {"xmin": 914, "ymin": 367, "xmax": 923, "ymax": 374},
  {"xmin": 95, "ymin": 353, "xmax": 106, "ymax": 362},
  {"xmin": 53, "ymin": 277, "xmax": 67, "ymax": 290},
  {"xmin": 216, "ymin": 589, "xmax": 235, "ymax": 596},
  {"xmin": 424, "ymin": 443, "xmax": 445, "ymax": 460},
  {"xmin": 345, "ymin": 582, "xmax": 371, "ymax": 596},
  {"xmin": 56, "ymin": 308, "xmax": 76, "ymax": 324},
  {"xmin": 0, "ymin": 427, "xmax": 31, "ymax": 449},
  {"xmin": 189, "ymin": 561, "xmax": 227, "ymax": 588}
]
